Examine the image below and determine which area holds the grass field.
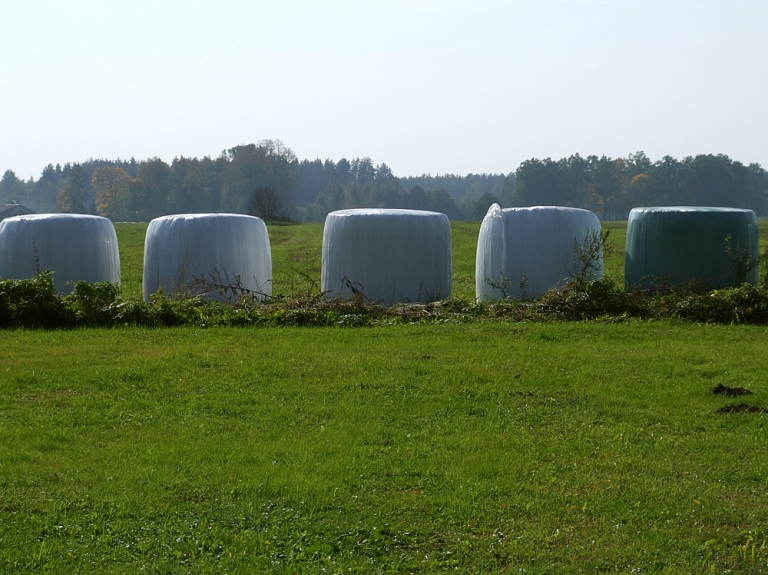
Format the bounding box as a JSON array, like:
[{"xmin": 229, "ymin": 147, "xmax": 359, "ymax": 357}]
[
  {"xmin": 2, "ymin": 323, "xmax": 768, "ymax": 573},
  {"xmin": 2, "ymin": 220, "xmax": 768, "ymax": 573}
]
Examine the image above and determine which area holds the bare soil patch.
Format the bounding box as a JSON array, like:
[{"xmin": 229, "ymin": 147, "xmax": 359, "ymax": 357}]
[
  {"xmin": 712, "ymin": 383, "xmax": 753, "ymax": 397},
  {"xmin": 715, "ymin": 403, "xmax": 768, "ymax": 414}
]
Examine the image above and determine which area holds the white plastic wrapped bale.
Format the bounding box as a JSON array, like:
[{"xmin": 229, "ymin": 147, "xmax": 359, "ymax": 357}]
[
  {"xmin": 0, "ymin": 213, "xmax": 120, "ymax": 294},
  {"xmin": 625, "ymin": 206, "xmax": 759, "ymax": 290},
  {"xmin": 322, "ymin": 208, "xmax": 452, "ymax": 306},
  {"xmin": 476, "ymin": 204, "xmax": 603, "ymax": 301},
  {"xmin": 143, "ymin": 213, "xmax": 272, "ymax": 302}
]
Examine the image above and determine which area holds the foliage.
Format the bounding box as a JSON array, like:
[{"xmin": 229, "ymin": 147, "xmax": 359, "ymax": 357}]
[
  {"xmin": 55, "ymin": 164, "xmax": 88, "ymax": 213},
  {"xmin": 133, "ymin": 158, "xmax": 172, "ymax": 221},
  {"xmin": 663, "ymin": 283, "xmax": 768, "ymax": 324},
  {"xmin": 0, "ymin": 272, "xmax": 74, "ymax": 328},
  {"xmin": 5, "ymin": 269, "xmax": 768, "ymax": 330},
  {"xmin": 761, "ymin": 248, "xmax": 768, "ymax": 292},
  {"xmin": 6, "ymin": 147, "xmax": 768, "ymax": 221},
  {"xmin": 725, "ymin": 233, "xmax": 760, "ymax": 285},
  {"xmin": 217, "ymin": 140, "xmax": 298, "ymax": 213},
  {"xmin": 533, "ymin": 277, "xmax": 639, "ymax": 320},
  {"xmin": 92, "ymin": 166, "xmax": 133, "ymax": 221},
  {"xmin": 247, "ymin": 185, "xmax": 291, "ymax": 222},
  {"xmin": 302, "ymin": 180, "xmax": 471, "ymax": 222},
  {"xmin": 513, "ymin": 152, "xmax": 768, "ymax": 219},
  {"xmin": 570, "ymin": 228, "xmax": 611, "ymax": 285},
  {"xmin": 461, "ymin": 192, "xmax": 501, "ymax": 220},
  {"xmin": 63, "ymin": 280, "xmax": 123, "ymax": 326}
]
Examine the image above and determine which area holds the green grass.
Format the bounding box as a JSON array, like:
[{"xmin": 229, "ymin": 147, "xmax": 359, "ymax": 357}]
[
  {"xmin": 2, "ymin": 323, "xmax": 768, "ymax": 572},
  {"xmin": 113, "ymin": 223, "xmax": 147, "ymax": 301},
  {"xmin": 268, "ymin": 223, "xmax": 324, "ymax": 297},
  {"xmin": 450, "ymin": 221, "xmax": 481, "ymax": 299},
  {"xmin": 602, "ymin": 221, "xmax": 628, "ymax": 281}
]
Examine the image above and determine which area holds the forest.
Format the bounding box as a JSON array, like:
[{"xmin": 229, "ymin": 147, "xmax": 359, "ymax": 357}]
[{"xmin": 1, "ymin": 140, "xmax": 766, "ymax": 222}]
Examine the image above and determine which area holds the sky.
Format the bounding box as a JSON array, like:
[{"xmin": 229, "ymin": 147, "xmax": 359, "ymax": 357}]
[{"xmin": 1, "ymin": 0, "xmax": 766, "ymax": 180}]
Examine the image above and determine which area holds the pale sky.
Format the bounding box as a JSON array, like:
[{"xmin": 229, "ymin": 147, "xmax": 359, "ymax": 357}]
[{"xmin": 1, "ymin": 0, "xmax": 766, "ymax": 180}]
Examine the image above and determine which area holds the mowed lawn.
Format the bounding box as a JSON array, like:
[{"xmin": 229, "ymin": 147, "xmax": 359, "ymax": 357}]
[{"xmin": 2, "ymin": 323, "xmax": 768, "ymax": 573}]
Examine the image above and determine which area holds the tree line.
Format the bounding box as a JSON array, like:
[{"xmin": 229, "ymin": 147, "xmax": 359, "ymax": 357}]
[
  {"xmin": 512, "ymin": 152, "xmax": 768, "ymax": 220},
  {"xmin": 1, "ymin": 142, "xmax": 766, "ymax": 222}
]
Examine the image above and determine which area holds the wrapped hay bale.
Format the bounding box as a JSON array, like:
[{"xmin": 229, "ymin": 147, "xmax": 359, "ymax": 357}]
[
  {"xmin": 143, "ymin": 213, "xmax": 272, "ymax": 301},
  {"xmin": 476, "ymin": 204, "xmax": 603, "ymax": 301},
  {"xmin": 322, "ymin": 208, "xmax": 452, "ymax": 306},
  {"xmin": 625, "ymin": 206, "xmax": 759, "ymax": 290},
  {"xmin": 0, "ymin": 214, "xmax": 120, "ymax": 294}
]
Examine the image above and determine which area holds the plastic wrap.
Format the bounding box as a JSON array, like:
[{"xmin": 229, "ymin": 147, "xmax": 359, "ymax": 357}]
[
  {"xmin": 625, "ymin": 206, "xmax": 759, "ymax": 290},
  {"xmin": 0, "ymin": 214, "xmax": 120, "ymax": 294},
  {"xmin": 143, "ymin": 213, "xmax": 272, "ymax": 301},
  {"xmin": 322, "ymin": 208, "xmax": 452, "ymax": 306},
  {"xmin": 476, "ymin": 205, "xmax": 603, "ymax": 301}
]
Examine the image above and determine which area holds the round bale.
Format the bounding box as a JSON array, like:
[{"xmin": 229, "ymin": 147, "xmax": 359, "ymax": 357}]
[
  {"xmin": 143, "ymin": 213, "xmax": 272, "ymax": 301},
  {"xmin": 322, "ymin": 208, "xmax": 452, "ymax": 306},
  {"xmin": 625, "ymin": 206, "xmax": 759, "ymax": 290},
  {"xmin": 476, "ymin": 204, "xmax": 603, "ymax": 301},
  {"xmin": 0, "ymin": 213, "xmax": 120, "ymax": 294}
]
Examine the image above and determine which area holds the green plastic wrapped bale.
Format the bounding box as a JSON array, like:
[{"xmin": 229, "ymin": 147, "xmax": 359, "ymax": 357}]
[{"xmin": 625, "ymin": 207, "xmax": 759, "ymax": 290}]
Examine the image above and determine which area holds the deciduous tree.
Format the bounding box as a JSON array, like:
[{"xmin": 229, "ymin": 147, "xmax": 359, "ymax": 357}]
[
  {"xmin": 56, "ymin": 164, "xmax": 89, "ymax": 213},
  {"xmin": 248, "ymin": 185, "xmax": 284, "ymax": 221},
  {"xmin": 92, "ymin": 167, "xmax": 132, "ymax": 221}
]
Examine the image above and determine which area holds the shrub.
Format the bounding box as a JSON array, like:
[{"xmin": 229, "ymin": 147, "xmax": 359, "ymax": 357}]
[
  {"xmin": 0, "ymin": 272, "xmax": 74, "ymax": 328},
  {"xmin": 665, "ymin": 283, "xmax": 768, "ymax": 324},
  {"xmin": 536, "ymin": 277, "xmax": 636, "ymax": 321},
  {"xmin": 65, "ymin": 280, "xmax": 122, "ymax": 326},
  {"xmin": 3, "ymin": 271, "xmax": 768, "ymax": 330}
]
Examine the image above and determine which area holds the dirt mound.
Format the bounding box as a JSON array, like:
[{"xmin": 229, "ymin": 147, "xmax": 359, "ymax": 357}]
[
  {"xmin": 715, "ymin": 403, "xmax": 768, "ymax": 414},
  {"xmin": 712, "ymin": 383, "xmax": 753, "ymax": 397}
]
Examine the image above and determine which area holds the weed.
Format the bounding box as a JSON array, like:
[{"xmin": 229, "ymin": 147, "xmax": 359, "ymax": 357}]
[
  {"xmin": 569, "ymin": 228, "xmax": 612, "ymax": 286},
  {"xmin": 725, "ymin": 233, "xmax": 759, "ymax": 286},
  {"xmin": 760, "ymin": 247, "xmax": 768, "ymax": 291},
  {"xmin": 5, "ymin": 270, "xmax": 768, "ymax": 328},
  {"xmin": 189, "ymin": 266, "xmax": 271, "ymax": 302},
  {"xmin": 519, "ymin": 270, "xmax": 529, "ymax": 299},
  {"xmin": 484, "ymin": 271, "xmax": 514, "ymax": 299}
]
